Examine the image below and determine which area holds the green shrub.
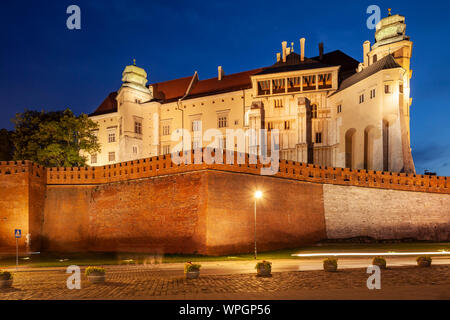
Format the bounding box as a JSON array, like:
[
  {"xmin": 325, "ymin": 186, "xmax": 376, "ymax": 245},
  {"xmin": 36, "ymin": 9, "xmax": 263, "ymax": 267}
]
[
  {"xmin": 372, "ymin": 256, "xmax": 387, "ymax": 269},
  {"xmin": 255, "ymin": 260, "xmax": 272, "ymax": 273},
  {"xmin": 85, "ymin": 266, "xmax": 106, "ymax": 277},
  {"xmin": 0, "ymin": 271, "xmax": 12, "ymax": 280},
  {"xmin": 323, "ymin": 258, "xmax": 338, "ymax": 271},
  {"xmin": 184, "ymin": 262, "xmax": 201, "ymax": 273},
  {"xmin": 416, "ymin": 255, "xmax": 432, "ymax": 265}
]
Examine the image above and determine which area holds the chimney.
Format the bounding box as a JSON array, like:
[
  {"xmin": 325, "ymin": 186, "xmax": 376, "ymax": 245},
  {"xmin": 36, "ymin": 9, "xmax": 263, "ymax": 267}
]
[
  {"xmin": 319, "ymin": 42, "xmax": 324, "ymax": 60},
  {"xmin": 282, "ymin": 41, "xmax": 287, "ymax": 63},
  {"xmin": 276, "ymin": 52, "xmax": 281, "ymax": 62},
  {"xmin": 300, "ymin": 38, "xmax": 305, "ymax": 62},
  {"xmin": 218, "ymin": 66, "xmax": 224, "ymax": 81},
  {"xmin": 363, "ymin": 40, "xmax": 371, "ymax": 67}
]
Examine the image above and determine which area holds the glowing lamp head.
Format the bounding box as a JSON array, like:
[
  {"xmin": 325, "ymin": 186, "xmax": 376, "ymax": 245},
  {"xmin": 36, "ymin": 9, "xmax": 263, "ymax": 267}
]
[{"xmin": 254, "ymin": 191, "xmax": 263, "ymax": 199}]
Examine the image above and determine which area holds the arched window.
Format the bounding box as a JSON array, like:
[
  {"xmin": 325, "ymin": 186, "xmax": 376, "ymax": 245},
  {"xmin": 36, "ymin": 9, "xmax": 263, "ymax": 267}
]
[
  {"xmin": 345, "ymin": 128, "xmax": 356, "ymax": 169},
  {"xmin": 382, "ymin": 120, "xmax": 389, "ymax": 171},
  {"xmin": 364, "ymin": 126, "xmax": 375, "ymax": 170}
]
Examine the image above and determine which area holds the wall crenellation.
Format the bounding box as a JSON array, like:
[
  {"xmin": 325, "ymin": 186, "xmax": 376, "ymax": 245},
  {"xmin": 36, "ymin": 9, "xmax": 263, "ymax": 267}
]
[{"xmin": 1, "ymin": 150, "xmax": 448, "ymax": 193}]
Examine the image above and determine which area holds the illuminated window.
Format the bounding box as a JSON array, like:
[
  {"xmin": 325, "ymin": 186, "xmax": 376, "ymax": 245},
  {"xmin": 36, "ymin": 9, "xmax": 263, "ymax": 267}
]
[
  {"xmin": 91, "ymin": 154, "xmax": 97, "ymax": 164},
  {"xmin": 257, "ymin": 80, "xmax": 270, "ymax": 95},
  {"xmin": 272, "ymin": 78, "xmax": 286, "ymax": 94},
  {"xmin": 318, "ymin": 73, "xmax": 332, "ymax": 89},
  {"xmin": 303, "ymin": 75, "xmax": 316, "ymax": 91},
  {"xmin": 287, "ymin": 77, "xmax": 301, "ymax": 92},
  {"xmin": 108, "ymin": 152, "xmax": 115, "ymax": 162}
]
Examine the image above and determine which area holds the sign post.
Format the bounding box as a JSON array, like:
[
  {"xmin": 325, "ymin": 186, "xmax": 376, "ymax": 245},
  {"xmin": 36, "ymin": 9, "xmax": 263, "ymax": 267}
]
[{"xmin": 15, "ymin": 229, "xmax": 21, "ymax": 270}]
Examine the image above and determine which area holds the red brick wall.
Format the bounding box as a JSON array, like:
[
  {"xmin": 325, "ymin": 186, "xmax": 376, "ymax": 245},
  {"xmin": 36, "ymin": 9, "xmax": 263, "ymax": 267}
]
[
  {"xmin": 205, "ymin": 171, "xmax": 326, "ymax": 255},
  {"xmin": 42, "ymin": 172, "xmax": 208, "ymax": 253}
]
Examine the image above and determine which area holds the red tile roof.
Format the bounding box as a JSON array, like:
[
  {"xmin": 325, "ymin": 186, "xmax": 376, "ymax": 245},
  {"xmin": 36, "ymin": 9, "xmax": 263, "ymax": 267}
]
[
  {"xmin": 89, "ymin": 92, "xmax": 118, "ymax": 116},
  {"xmin": 151, "ymin": 76, "xmax": 193, "ymax": 102}
]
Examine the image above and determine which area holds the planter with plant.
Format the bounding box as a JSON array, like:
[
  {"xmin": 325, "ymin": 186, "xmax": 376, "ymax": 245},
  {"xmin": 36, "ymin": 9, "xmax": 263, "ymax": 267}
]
[
  {"xmin": 184, "ymin": 262, "xmax": 201, "ymax": 279},
  {"xmin": 85, "ymin": 266, "xmax": 106, "ymax": 283},
  {"xmin": 0, "ymin": 271, "xmax": 13, "ymax": 288},
  {"xmin": 255, "ymin": 260, "xmax": 272, "ymax": 277},
  {"xmin": 372, "ymin": 256, "xmax": 387, "ymax": 269},
  {"xmin": 323, "ymin": 258, "xmax": 338, "ymax": 272},
  {"xmin": 416, "ymin": 255, "xmax": 432, "ymax": 267}
]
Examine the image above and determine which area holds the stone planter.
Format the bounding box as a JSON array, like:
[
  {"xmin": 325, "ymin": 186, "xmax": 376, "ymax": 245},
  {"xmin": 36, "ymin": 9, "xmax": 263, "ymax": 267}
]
[
  {"xmin": 323, "ymin": 263, "xmax": 337, "ymax": 272},
  {"xmin": 87, "ymin": 272, "xmax": 106, "ymax": 284},
  {"xmin": 186, "ymin": 270, "xmax": 200, "ymax": 279},
  {"xmin": 417, "ymin": 259, "xmax": 431, "ymax": 267},
  {"xmin": 0, "ymin": 279, "xmax": 13, "ymax": 289},
  {"xmin": 256, "ymin": 267, "xmax": 271, "ymax": 277}
]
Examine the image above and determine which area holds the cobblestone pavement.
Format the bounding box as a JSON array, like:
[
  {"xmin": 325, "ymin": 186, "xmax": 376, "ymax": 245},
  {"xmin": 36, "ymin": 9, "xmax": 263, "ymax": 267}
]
[{"xmin": 0, "ymin": 265, "xmax": 449, "ymax": 300}]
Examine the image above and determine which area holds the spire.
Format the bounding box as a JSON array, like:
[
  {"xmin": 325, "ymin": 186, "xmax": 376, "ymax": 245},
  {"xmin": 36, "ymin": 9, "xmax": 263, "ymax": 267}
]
[{"xmin": 388, "ymin": 8, "xmax": 392, "ymax": 16}]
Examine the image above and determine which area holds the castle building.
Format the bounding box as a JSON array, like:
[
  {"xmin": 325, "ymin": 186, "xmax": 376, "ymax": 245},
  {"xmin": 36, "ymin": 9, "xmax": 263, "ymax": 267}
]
[{"xmin": 88, "ymin": 12, "xmax": 415, "ymax": 173}]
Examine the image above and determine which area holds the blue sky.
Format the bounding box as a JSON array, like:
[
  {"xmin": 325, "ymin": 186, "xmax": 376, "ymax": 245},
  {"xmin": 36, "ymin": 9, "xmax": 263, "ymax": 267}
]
[{"xmin": 0, "ymin": 0, "xmax": 449, "ymax": 175}]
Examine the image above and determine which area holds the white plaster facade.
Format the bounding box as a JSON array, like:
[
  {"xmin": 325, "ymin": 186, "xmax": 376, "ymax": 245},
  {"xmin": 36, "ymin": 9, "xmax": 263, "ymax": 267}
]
[{"xmin": 87, "ymin": 13, "xmax": 415, "ymax": 173}]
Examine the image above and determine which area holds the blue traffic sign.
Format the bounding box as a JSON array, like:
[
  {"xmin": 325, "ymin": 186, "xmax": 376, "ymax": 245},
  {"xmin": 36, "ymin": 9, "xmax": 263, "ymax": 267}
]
[{"xmin": 15, "ymin": 229, "xmax": 21, "ymax": 238}]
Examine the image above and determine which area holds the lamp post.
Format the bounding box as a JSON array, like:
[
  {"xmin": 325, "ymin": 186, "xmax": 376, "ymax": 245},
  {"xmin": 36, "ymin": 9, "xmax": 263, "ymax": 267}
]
[{"xmin": 254, "ymin": 190, "xmax": 262, "ymax": 260}]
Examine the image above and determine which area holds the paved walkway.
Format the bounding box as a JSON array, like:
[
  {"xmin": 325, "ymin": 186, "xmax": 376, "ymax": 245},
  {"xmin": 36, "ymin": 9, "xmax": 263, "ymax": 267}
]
[{"xmin": 0, "ymin": 258, "xmax": 449, "ymax": 300}]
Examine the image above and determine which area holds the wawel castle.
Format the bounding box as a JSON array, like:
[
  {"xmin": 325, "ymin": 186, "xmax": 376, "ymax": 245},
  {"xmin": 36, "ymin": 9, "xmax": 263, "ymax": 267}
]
[{"xmin": 88, "ymin": 12, "xmax": 415, "ymax": 173}]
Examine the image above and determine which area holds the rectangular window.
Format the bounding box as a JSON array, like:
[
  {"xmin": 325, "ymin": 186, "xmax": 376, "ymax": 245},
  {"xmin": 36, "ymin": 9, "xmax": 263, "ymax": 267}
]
[
  {"xmin": 370, "ymin": 89, "xmax": 376, "ymax": 99},
  {"xmin": 108, "ymin": 152, "xmax": 115, "ymax": 162},
  {"xmin": 284, "ymin": 121, "xmax": 290, "ymax": 130},
  {"xmin": 267, "ymin": 121, "xmax": 274, "ymax": 131},
  {"xmin": 303, "ymin": 75, "xmax": 316, "ymax": 91},
  {"xmin": 91, "ymin": 154, "xmax": 97, "ymax": 164},
  {"xmin": 399, "ymin": 84, "xmax": 403, "ymax": 94},
  {"xmin": 272, "ymin": 78, "xmax": 286, "ymax": 94},
  {"xmin": 192, "ymin": 120, "xmax": 201, "ymax": 132},
  {"xmin": 108, "ymin": 132, "xmax": 116, "ymax": 143},
  {"xmin": 318, "ymin": 73, "xmax": 332, "ymax": 89},
  {"xmin": 162, "ymin": 125, "xmax": 170, "ymax": 136},
  {"xmin": 257, "ymin": 80, "xmax": 270, "ymax": 95},
  {"xmin": 337, "ymin": 104, "xmax": 342, "ymax": 113},
  {"xmin": 218, "ymin": 116, "xmax": 228, "ymax": 128},
  {"xmin": 385, "ymin": 84, "xmax": 391, "ymax": 94},
  {"xmin": 132, "ymin": 146, "xmax": 138, "ymax": 154},
  {"xmin": 359, "ymin": 94, "xmax": 365, "ymax": 104},
  {"xmin": 274, "ymin": 99, "xmax": 283, "ymax": 108},
  {"xmin": 315, "ymin": 132, "xmax": 322, "ymax": 144},
  {"xmin": 162, "ymin": 145, "xmax": 170, "ymax": 155},
  {"xmin": 287, "ymin": 76, "xmax": 301, "ymax": 92},
  {"xmin": 134, "ymin": 121, "xmax": 142, "ymax": 134}
]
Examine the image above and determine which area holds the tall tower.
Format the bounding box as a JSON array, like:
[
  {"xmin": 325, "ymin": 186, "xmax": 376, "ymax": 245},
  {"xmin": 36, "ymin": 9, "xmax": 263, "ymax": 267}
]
[
  {"xmin": 366, "ymin": 10, "xmax": 415, "ymax": 173},
  {"xmin": 116, "ymin": 61, "xmax": 152, "ymax": 162}
]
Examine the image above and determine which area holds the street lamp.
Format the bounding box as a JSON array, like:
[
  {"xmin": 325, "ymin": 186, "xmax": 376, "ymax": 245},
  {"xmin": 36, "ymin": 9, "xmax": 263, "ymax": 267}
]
[{"xmin": 254, "ymin": 190, "xmax": 263, "ymax": 259}]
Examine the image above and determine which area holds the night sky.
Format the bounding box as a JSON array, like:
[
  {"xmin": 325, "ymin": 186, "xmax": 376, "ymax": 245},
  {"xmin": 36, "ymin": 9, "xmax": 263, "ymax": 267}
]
[{"xmin": 0, "ymin": 0, "xmax": 449, "ymax": 175}]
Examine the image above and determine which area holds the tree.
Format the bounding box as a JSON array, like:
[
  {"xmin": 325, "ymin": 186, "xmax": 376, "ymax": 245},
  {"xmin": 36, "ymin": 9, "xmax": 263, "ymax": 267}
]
[
  {"xmin": 0, "ymin": 129, "xmax": 14, "ymax": 161},
  {"xmin": 12, "ymin": 109, "xmax": 101, "ymax": 167}
]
